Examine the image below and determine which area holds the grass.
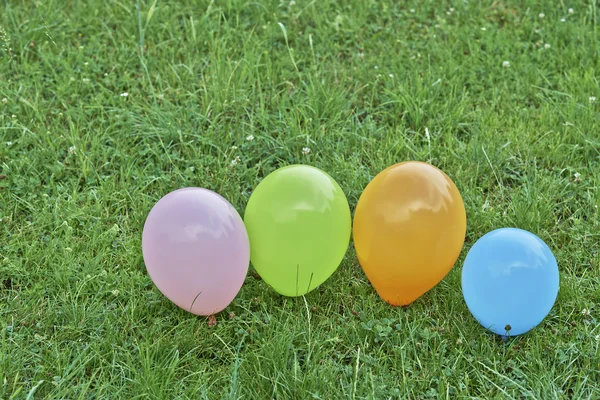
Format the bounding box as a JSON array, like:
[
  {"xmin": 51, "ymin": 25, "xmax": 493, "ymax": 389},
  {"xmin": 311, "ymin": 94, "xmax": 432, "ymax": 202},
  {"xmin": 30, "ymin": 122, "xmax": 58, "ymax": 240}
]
[{"xmin": 1, "ymin": 0, "xmax": 599, "ymax": 398}]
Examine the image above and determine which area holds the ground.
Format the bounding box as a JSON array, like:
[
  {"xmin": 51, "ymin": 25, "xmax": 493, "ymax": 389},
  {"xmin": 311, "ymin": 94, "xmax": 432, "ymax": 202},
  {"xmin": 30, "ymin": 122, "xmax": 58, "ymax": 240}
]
[{"xmin": 1, "ymin": 0, "xmax": 599, "ymax": 398}]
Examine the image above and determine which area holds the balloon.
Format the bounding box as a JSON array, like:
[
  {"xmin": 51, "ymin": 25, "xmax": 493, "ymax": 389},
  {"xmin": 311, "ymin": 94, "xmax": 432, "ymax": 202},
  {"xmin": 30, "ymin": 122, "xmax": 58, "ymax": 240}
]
[
  {"xmin": 142, "ymin": 188, "xmax": 249, "ymax": 316},
  {"xmin": 462, "ymin": 228, "xmax": 559, "ymax": 336},
  {"xmin": 353, "ymin": 161, "xmax": 466, "ymax": 306},
  {"xmin": 243, "ymin": 165, "xmax": 351, "ymax": 296}
]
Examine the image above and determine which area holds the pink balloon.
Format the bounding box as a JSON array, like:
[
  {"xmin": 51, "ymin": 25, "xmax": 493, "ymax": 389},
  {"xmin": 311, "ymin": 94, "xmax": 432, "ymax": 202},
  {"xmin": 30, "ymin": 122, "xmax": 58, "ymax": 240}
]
[{"xmin": 142, "ymin": 188, "xmax": 249, "ymax": 316}]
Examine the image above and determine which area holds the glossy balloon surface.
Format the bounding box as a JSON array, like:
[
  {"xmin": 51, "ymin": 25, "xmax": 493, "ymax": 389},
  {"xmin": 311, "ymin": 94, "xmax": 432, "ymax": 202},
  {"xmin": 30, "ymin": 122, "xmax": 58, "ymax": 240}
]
[
  {"xmin": 462, "ymin": 228, "xmax": 559, "ymax": 336},
  {"xmin": 244, "ymin": 165, "xmax": 351, "ymax": 296},
  {"xmin": 353, "ymin": 161, "xmax": 466, "ymax": 306},
  {"xmin": 142, "ymin": 188, "xmax": 250, "ymax": 315}
]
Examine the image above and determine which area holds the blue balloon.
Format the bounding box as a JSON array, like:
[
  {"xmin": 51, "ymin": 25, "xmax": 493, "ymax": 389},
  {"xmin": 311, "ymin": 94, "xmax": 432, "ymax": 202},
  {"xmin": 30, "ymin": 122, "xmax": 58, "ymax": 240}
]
[{"xmin": 462, "ymin": 228, "xmax": 559, "ymax": 336}]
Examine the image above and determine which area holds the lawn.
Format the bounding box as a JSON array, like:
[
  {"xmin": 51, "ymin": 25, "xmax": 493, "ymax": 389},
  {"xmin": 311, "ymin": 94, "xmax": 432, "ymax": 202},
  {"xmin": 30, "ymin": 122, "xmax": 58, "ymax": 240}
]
[{"xmin": 1, "ymin": 0, "xmax": 599, "ymax": 398}]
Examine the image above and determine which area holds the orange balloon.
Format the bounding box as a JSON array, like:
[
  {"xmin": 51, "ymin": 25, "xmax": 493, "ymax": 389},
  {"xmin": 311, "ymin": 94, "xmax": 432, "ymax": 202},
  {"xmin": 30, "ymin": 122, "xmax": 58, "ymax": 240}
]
[{"xmin": 353, "ymin": 161, "xmax": 466, "ymax": 306}]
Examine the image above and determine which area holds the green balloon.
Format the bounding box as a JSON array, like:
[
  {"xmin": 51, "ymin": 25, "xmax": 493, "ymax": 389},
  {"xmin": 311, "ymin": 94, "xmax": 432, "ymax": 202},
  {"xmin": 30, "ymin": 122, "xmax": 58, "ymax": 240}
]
[{"xmin": 244, "ymin": 165, "xmax": 352, "ymax": 296}]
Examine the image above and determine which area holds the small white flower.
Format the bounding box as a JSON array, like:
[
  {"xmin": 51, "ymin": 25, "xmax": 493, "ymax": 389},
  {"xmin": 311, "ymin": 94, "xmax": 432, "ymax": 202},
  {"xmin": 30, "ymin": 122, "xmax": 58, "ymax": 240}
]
[
  {"xmin": 11, "ymin": 115, "xmax": 15, "ymax": 118},
  {"xmin": 425, "ymin": 127, "xmax": 430, "ymax": 139},
  {"xmin": 86, "ymin": 274, "xmax": 91, "ymax": 279},
  {"xmin": 246, "ymin": 134, "xmax": 254, "ymax": 141},
  {"xmin": 82, "ymin": 78, "xmax": 90, "ymax": 83},
  {"xmin": 5, "ymin": 141, "xmax": 12, "ymax": 146},
  {"xmin": 104, "ymin": 72, "xmax": 108, "ymax": 76},
  {"xmin": 374, "ymin": 65, "xmax": 379, "ymax": 69},
  {"xmin": 79, "ymin": 45, "xmax": 84, "ymax": 49},
  {"xmin": 568, "ymin": 8, "xmax": 574, "ymax": 14},
  {"xmin": 544, "ymin": 43, "xmax": 551, "ymax": 49},
  {"xmin": 410, "ymin": 9, "xmax": 415, "ymax": 13},
  {"xmin": 231, "ymin": 145, "xmax": 238, "ymax": 150},
  {"xmin": 289, "ymin": 0, "xmax": 296, "ymax": 6},
  {"xmin": 1, "ymin": 98, "xmax": 6, "ymax": 104},
  {"xmin": 595, "ymin": 334, "xmax": 600, "ymax": 342},
  {"xmin": 539, "ymin": 12, "xmax": 545, "ymax": 18},
  {"xmin": 68, "ymin": 145, "xmax": 76, "ymax": 154},
  {"xmin": 302, "ymin": 147, "xmax": 311, "ymax": 155},
  {"xmin": 502, "ymin": 61, "xmax": 511, "ymax": 68},
  {"xmin": 582, "ymin": 308, "xmax": 590, "ymax": 317},
  {"xmin": 449, "ymin": 8, "xmax": 455, "ymax": 12},
  {"xmin": 388, "ymin": 73, "xmax": 394, "ymax": 78},
  {"xmin": 561, "ymin": 18, "xmax": 566, "ymax": 22},
  {"xmin": 230, "ymin": 156, "xmax": 241, "ymax": 167},
  {"xmin": 84, "ymin": 62, "xmax": 89, "ymax": 66},
  {"xmin": 456, "ymin": 338, "xmax": 462, "ymax": 345},
  {"xmin": 481, "ymin": 27, "xmax": 487, "ymax": 31},
  {"xmin": 574, "ymin": 172, "xmax": 581, "ymax": 181},
  {"xmin": 589, "ymin": 96, "xmax": 597, "ymax": 103},
  {"xmin": 112, "ymin": 289, "xmax": 120, "ymax": 296},
  {"xmin": 120, "ymin": 92, "xmax": 129, "ymax": 97}
]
